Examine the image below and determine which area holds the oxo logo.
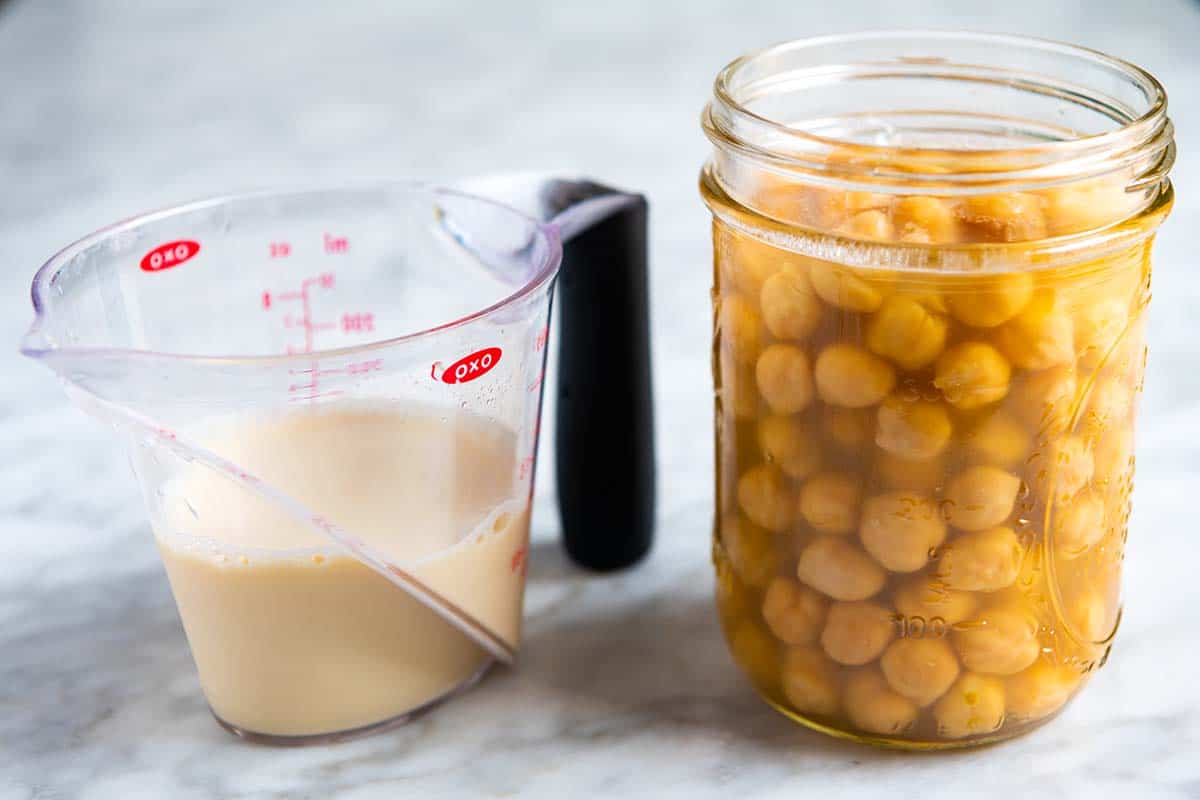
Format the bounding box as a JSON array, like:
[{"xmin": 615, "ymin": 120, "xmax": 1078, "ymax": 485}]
[
  {"xmin": 140, "ymin": 240, "xmax": 200, "ymax": 272},
  {"xmin": 438, "ymin": 347, "xmax": 502, "ymax": 385}
]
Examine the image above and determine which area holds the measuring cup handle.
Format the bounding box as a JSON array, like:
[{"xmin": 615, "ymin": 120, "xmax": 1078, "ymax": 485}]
[{"xmin": 553, "ymin": 184, "xmax": 655, "ymax": 571}]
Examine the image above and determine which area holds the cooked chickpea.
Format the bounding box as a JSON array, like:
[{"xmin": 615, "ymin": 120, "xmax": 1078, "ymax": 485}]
[
  {"xmin": 757, "ymin": 415, "xmax": 822, "ymax": 481},
  {"xmin": 1012, "ymin": 365, "xmax": 1078, "ymax": 439},
  {"xmin": 936, "ymin": 527, "xmax": 1023, "ymax": 591},
  {"xmin": 737, "ymin": 464, "xmax": 796, "ymax": 533},
  {"xmin": 763, "ymin": 577, "xmax": 829, "ymax": 646},
  {"xmin": 815, "ymin": 344, "xmax": 896, "ymax": 408},
  {"xmin": 1054, "ymin": 490, "xmax": 1105, "ymax": 559},
  {"xmin": 730, "ymin": 619, "xmax": 781, "ymax": 690},
  {"xmin": 1043, "ymin": 179, "xmax": 1135, "ymax": 236},
  {"xmin": 1005, "ymin": 660, "xmax": 1082, "ymax": 721},
  {"xmin": 958, "ymin": 192, "xmax": 1047, "ymax": 242},
  {"xmin": 1093, "ymin": 427, "xmax": 1134, "ymax": 485},
  {"xmin": 995, "ymin": 291, "xmax": 1076, "ymax": 370},
  {"xmin": 881, "ymin": 638, "xmax": 961, "ymax": 707},
  {"xmin": 843, "ymin": 667, "xmax": 919, "ymax": 736},
  {"xmin": 797, "ymin": 536, "xmax": 887, "ymax": 601},
  {"xmin": 893, "ymin": 196, "xmax": 960, "ymax": 244},
  {"xmin": 946, "ymin": 272, "xmax": 1033, "ymax": 328},
  {"xmin": 1083, "ymin": 378, "xmax": 1134, "ymax": 439},
  {"xmin": 798, "ymin": 471, "xmax": 862, "ymax": 535},
  {"xmin": 874, "ymin": 450, "xmax": 946, "ymax": 492},
  {"xmin": 720, "ymin": 514, "xmax": 784, "ymax": 589},
  {"xmin": 821, "ymin": 601, "xmax": 896, "ymax": 666},
  {"xmin": 781, "ymin": 646, "xmax": 841, "ymax": 716},
  {"xmin": 934, "ymin": 342, "xmax": 1011, "ymax": 410},
  {"xmin": 933, "ymin": 673, "xmax": 1006, "ymax": 739},
  {"xmin": 892, "ymin": 576, "xmax": 978, "ymax": 626},
  {"xmin": 756, "ymin": 344, "xmax": 814, "ymax": 414},
  {"xmin": 944, "ymin": 466, "xmax": 1021, "ymax": 532},
  {"xmin": 963, "ymin": 411, "xmax": 1031, "ymax": 468},
  {"xmin": 1075, "ymin": 296, "xmax": 1129, "ymax": 371},
  {"xmin": 809, "ymin": 263, "xmax": 887, "ymax": 312},
  {"xmin": 824, "ymin": 406, "xmax": 874, "ymax": 451},
  {"xmin": 1030, "ymin": 435, "xmax": 1094, "ymax": 505},
  {"xmin": 954, "ymin": 604, "xmax": 1041, "ymax": 676},
  {"xmin": 841, "ymin": 208, "xmax": 894, "ymax": 241},
  {"xmin": 720, "ymin": 359, "xmax": 759, "ymax": 419},
  {"xmin": 760, "ymin": 267, "xmax": 822, "ymax": 341},
  {"xmin": 865, "ymin": 295, "xmax": 949, "ymax": 370},
  {"xmin": 719, "ymin": 294, "xmax": 763, "ymax": 365},
  {"xmin": 1069, "ymin": 588, "xmax": 1113, "ymax": 643},
  {"xmin": 721, "ymin": 232, "xmax": 786, "ymax": 295},
  {"xmin": 875, "ymin": 394, "xmax": 952, "ymax": 460},
  {"xmin": 859, "ymin": 491, "xmax": 947, "ymax": 573}
]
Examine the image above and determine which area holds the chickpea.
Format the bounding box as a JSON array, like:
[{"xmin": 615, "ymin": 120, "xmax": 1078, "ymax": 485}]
[
  {"xmin": 944, "ymin": 466, "xmax": 1021, "ymax": 532},
  {"xmin": 934, "ymin": 342, "xmax": 1011, "ymax": 410},
  {"xmin": 798, "ymin": 471, "xmax": 862, "ymax": 535},
  {"xmin": 936, "ymin": 527, "xmax": 1023, "ymax": 592},
  {"xmin": 954, "ymin": 604, "xmax": 1041, "ymax": 676},
  {"xmin": 843, "ymin": 667, "xmax": 919, "ymax": 736},
  {"xmin": 881, "ymin": 638, "xmax": 961, "ymax": 707},
  {"xmin": 737, "ymin": 464, "xmax": 796, "ymax": 533},
  {"xmin": 1012, "ymin": 365, "xmax": 1078, "ymax": 440},
  {"xmin": 824, "ymin": 406, "xmax": 874, "ymax": 451},
  {"xmin": 995, "ymin": 291, "xmax": 1076, "ymax": 370},
  {"xmin": 958, "ymin": 192, "xmax": 1048, "ymax": 242},
  {"xmin": 730, "ymin": 619, "xmax": 781, "ymax": 691},
  {"xmin": 893, "ymin": 196, "xmax": 960, "ymax": 244},
  {"xmin": 757, "ymin": 415, "xmax": 823, "ymax": 481},
  {"xmin": 892, "ymin": 575, "xmax": 978, "ymax": 626},
  {"xmin": 1054, "ymin": 490, "xmax": 1105, "ymax": 559},
  {"xmin": 1030, "ymin": 435, "xmax": 1094, "ymax": 505},
  {"xmin": 1043, "ymin": 179, "xmax": 1135, "ymax": 236},
  {"xmin": 781, "ymin": 646, "xmax": 842, "ymax": 716},
  {"xmin": 1093, "ymin": 427, "xmax": 1134, "ymax": 485},
  {"xmin": 760, "ymin": 267, "xmax": 822, "ymax": 341},
  {"xmin": 859, "ymin": 491, "xmax": 947, "ymax": 573},
  {"xmin": 840, "ymin": 208, "xmax": 894, "ymax": 242},
  {"xmin": 809, "ymin": 263, "xmax": 887, "ymax": 312},
  {"xmin": 1082, "ymin": 378, "xmax": 1134, "ymax": 440},
  {"xmin": 815, "ymin": 344, "xmax": 897, "ymax": 408},
  {"xmin": 1075, "ymin": 296, "xmax": 1129, "ymax": 371},
  {"xmin": 875, "ymin": 394, "xmax": 952, "ymax": 460},
  {"xmin": 719, "ymin": 359, "xmax": 759, "ymax": 419},
  {"xmin": 874, "ymin": 450, "xmax": 947, "ymax": 493},
  {"xmin": 720, "ymin": 231, "xmax": 785, "ymax": 296},
  {"xmin": 821, "ymin": 600, "xmax": 896, "ymax": 666},
  {"xmin": 719, "ymin": 294, "xmax": 763, "ymax": 365},
  {"xmin": 865, "ymin": 295, "xmax": 949, "ymax": 371},
  {"xmin": 845, "ymin": 190, "xmax": 891, "ymax": 214},
  {"xmin": 946, "ymin": 272, "xmax": 1033, "ymax": 328},
  {"xmin": 962, "ymin": 411, "xmax": 1031, "ymax": 469},
  {"xmin": 720, "ymin": 513, "xmax": 784, "ymax": 589},
  {"xmin": 1069, "ymin": 588, "xmax": 1113, "ymax": 643},
  {"xmin": 796, "ymin": 536, "xmax": 886, "ymax": 601},
  {"xmin": 763, "ymin": 577, "xmax": 829, "ymax": 646},
  {"xmin": 933, "ymin": 673, "xmax": 1007, "ymax": 739},
  {"xmin": 1005, "ymin": 660, "xmax": 1082, "ymax": 721},
  {"xmin": 756, "ymin": 344, "xmax": 815, "ymax": 414}
]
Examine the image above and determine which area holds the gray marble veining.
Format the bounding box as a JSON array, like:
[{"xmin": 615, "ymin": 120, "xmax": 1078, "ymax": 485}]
[{"xmin": 2, "ymin": 0, "xmax": 1199, "ymax": 797}]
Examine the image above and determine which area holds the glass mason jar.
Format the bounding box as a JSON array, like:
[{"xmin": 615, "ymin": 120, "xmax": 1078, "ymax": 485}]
[{"xmin": 701, "ymin": 32, "xmax": 1174, "ymax": 749}]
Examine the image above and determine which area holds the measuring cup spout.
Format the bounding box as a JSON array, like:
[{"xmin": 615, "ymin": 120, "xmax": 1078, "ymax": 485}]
[{"xmin": 455, "ymin": 174, "xmax": 656, "ymax": 571}]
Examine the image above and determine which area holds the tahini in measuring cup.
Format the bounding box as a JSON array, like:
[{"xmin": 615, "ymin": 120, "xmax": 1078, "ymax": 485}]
[{"xmin": 22, "ymin": 177, "xmax": 655, "ymax": 743}]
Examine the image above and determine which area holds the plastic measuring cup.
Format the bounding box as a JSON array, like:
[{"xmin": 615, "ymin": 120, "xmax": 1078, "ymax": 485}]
[{"xmin": 21, "ymin": 176, "xmax": 655, "ymax": 743}]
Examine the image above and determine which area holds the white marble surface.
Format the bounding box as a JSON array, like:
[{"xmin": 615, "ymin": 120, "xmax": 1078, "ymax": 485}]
[{"xmin": 2, "ymin": 1, "xmax": 1200, "ymax": 797}]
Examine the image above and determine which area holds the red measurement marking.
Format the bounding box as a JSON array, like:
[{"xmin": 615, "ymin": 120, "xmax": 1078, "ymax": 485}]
[
  {"xmin": 155, "ymin": 427, "xmax": 177, "ymax": 441},
  {"xmin": 269, "ymin": 242, "xmax": 291, "ymax": 258},
  {"xmin": 140, "ymin": 240, "xmax": 200, "ymax": 272},
  {"xmin": 261, "ymin": 291, "xmax": 272, "ymax": 310},
  {"xmin": 527, "ymin": 369, "xmax": 544, "ymax": 393},
  {"xmin": 347, "ymin": 358, "xmax": 383, "ymax": 375},
  {"xmin": 323, "ymin": 233, "xmax": 349, "ymax": 254},
  {"xmin": 438, "ymin": 347, "xmax": 503, "ymax": 385},
  {"xmin": 518, "ymin": 454, "xmax": 534, "ymax": 482},
  {"xmin": 535, "ymin": 325, "xmax": 549, "ymax": 352},
  {"xmin": 510, "ymin": 544, "xmax": 528, "ymax": 577},
  {"xmin": 341, "ymin": 312, "xmax": 375, "ymax": 333}
]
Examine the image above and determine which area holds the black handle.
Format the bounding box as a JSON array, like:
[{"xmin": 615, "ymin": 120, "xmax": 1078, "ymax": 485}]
[{"xmin": 546, "ymin": 183, "xmax": 655, "ymax": 571}]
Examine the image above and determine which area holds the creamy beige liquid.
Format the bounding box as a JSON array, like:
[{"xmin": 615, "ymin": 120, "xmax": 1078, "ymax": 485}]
[{"xmin": 153, "ymin": 404, "xmax": 530, "ymax": 738}]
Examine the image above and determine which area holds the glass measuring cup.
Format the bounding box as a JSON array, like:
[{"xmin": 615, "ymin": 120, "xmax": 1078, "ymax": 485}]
[{"xmin": 21, "ymin": 176, "xmax": 655, "ymax": 743}]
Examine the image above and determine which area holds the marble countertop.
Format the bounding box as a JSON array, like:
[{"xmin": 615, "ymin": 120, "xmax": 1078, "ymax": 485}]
[{"xmin": 3, "ymin": 1, "xmax": 1199, "ymax": 797}]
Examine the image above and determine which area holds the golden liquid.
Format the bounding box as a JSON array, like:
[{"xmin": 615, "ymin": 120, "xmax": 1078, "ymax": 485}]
[{"xmin": 702, "ymin": 167, "xmax": 1171, "ymax": 748}]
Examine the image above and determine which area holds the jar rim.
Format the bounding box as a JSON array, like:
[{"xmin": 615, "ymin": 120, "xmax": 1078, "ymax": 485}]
[{"xmin": 705, "ymin": 30, "xmax": 1173, "ymax": 192}]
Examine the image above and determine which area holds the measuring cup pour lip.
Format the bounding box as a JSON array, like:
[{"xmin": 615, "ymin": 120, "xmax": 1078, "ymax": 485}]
[{"xmin": 21, "ymin": 180, "xmax": 564, "ymax": 364}]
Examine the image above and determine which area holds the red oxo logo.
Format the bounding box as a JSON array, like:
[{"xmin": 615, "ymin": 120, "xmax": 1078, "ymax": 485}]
[
  {"xmin": 140, "ymin": 240, "xmax": 200, "ymax": 272},
  {"xmin": 438, "ymin": 347, "xmax": 502, "ymax": 385}
]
